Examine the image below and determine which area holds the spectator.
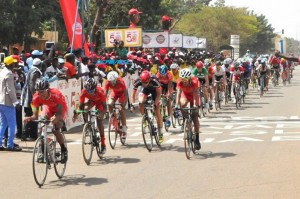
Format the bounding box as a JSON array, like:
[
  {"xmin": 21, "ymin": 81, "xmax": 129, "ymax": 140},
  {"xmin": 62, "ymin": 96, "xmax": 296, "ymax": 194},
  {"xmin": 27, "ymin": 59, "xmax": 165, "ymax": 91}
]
[
  {"xmin": 64, "ymin": 53, "xmax": 87, "ymax": 79},
  {"xmin": 20, "ymin": 58, "xmax": 43, "ymax": 141},
  {"xmin": 0, "ymin": 56, "xmax": 22, "ymax": 151}
]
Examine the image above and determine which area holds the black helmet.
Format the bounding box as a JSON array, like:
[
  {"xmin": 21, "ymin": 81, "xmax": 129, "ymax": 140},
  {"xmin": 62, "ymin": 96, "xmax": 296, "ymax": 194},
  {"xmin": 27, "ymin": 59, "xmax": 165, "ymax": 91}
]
[
  {"xmin": 84, "ymin": 78, "xmax": 97, "ymax": 90},
  {"xmin": 35, "ymin": 79, "xmax": 49, "ymax": 91}
]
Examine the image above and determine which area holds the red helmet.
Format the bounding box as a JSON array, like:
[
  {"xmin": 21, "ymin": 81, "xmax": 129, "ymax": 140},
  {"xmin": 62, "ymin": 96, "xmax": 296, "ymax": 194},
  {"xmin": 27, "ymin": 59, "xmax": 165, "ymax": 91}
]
[
  {"xmin": 196, "ymin": 61, "xmax": 203, "ymax": 68},
  {"xmin": 140, "ymin": 71, "xmax": 151, "ymax": 83}
]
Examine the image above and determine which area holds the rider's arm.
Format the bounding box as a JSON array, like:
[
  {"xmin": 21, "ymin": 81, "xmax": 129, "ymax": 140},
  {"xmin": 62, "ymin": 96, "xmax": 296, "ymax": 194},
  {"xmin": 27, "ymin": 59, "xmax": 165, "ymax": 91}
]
[
  {"xmin": 205, "ymin": 75, "xmax": 209, "ymax": 87},
  {"xmin": 175, "ymin": 88, "xmax": 181, "ymax": 106},
  {"xmin": 131, "ymin": 89, "xmax": 137, "ymax": 104},
  {"xmin": 155, "ymin": 87, "xmax": 162, "ymax": 104},
  {"xmin": 24, "ymin": 106, "xmax": 39, "ymax": 122}
]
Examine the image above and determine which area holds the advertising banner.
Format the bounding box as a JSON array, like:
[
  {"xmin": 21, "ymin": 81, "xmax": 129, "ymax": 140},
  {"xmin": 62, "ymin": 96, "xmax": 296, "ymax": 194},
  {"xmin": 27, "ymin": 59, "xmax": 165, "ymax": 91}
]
[
  {"xmin": 105, "ymin": 29, "xmax": 124, "ymax": 48},
  {"xmin": 142, "ymin": 32, "xmax": 169, "ymax": 48},
  {"xmin": 124, "ymin": 28, "xmax": 142, "ymax": 47},
  {"xmin": 197, "ymin": 38, "xmax": 207, "ymax": 49},
  {"xmin": 183, "ymin": 36, "xmax": 198, "ymax": 48},
  {"xmin": 169, "ymin": 34, "xmax": 183, "ymax": 47}
]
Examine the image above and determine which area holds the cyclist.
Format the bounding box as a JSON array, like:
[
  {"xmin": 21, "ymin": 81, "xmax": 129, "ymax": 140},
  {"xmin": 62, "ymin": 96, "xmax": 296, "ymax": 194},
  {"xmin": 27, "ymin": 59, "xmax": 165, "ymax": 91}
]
[
  {"xmin": 156, "ymin": 65, "xmax": 173, "ymax": 128},
  {"xmin": 192, "ymin": 61, "xmax": 209, "ymax": 109},
  {"xmin": 241, "ymin": 59, "xmax": 251, "ymax": 94},
  {"xmin": 230, "ymin": 62, "xmax": 244, "ymax": 103},
  {"xmin": 223, "ymin": 58, "xmax": 233, "ymax": 100},
  {"xmin": 280, "ymin": 58, "xmax": 289, "ymax": 84},
  {"xmin": 256, "ymin": 58, "xmax": 268, "ymax": 97},
  {"xmin": 206, "ymin": 60, "xmax": 215, "ymax": 109},
  {"xmin": 130, "ymin": 70, "xmax": 164, "ymax": 143},
  {"xmin": 104, "ymin": 71, "xmax": 128, "ymax": 138},
  {"xmin": 175, "ymin": 68, "xmax": 201, "ymax": 150},
  {"xmin": 213, "ymin": 61, "xmax": 227, "ymax": 100},
  {"xmin": 269, "ymin": 55, "xmax": 281, "ymax": 86},
  {"xmin": 170, "ymin": 63, "xmax": 180, "ymax": 90},
  {"xmin": 73, "ymin": 78, "xmax": 107, "ymax": 154},
  {"xmin": 23, "ymin": 80, "xmax": 68, "ymax": 163}
]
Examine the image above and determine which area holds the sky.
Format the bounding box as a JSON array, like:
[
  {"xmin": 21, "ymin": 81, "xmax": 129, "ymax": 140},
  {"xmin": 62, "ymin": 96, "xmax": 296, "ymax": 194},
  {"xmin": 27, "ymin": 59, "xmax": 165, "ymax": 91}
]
[{"xmin": 211, "ymin": 0, "xmax": 300, "ymax": 40}]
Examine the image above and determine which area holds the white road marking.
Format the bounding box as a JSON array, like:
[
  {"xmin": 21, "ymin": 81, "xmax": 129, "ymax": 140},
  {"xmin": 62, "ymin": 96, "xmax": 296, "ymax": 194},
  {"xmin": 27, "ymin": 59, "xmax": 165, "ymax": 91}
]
[
  {"xmin": 203, "ymin": 138, "xmax": 215, "ymax": 143},
  {"xmin": 274, "ymin": 129, "xmax": 284, "ymax": 134}
]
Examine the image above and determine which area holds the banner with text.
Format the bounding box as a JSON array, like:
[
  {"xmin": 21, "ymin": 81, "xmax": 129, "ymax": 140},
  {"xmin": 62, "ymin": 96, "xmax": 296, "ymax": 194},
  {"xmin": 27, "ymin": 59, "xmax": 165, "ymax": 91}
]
[{"xmin": 105, "ymin": 28, "xmax": 142, "ymax": 48}]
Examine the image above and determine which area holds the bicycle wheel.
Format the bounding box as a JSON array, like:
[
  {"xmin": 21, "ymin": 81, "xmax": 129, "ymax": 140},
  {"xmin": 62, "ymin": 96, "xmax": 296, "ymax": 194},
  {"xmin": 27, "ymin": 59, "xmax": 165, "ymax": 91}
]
[
  {"xmin": 32, "ymin": 137, "xmax": 48, "ymax": 187},
  {"xmin": 224, "ymin": 86, "xmax": 228, "ymax": 105},
  {"xmin": 215, "ymin": 88, "xmax": 219, "ymax": 111},
  {"xmin": 171, "ymin": 108, "xmax": 177, "ymax": 128},
  {"xmin": 141, "ymin": 116, "xmax": 153, "ymax": 152},
  {"xmin": 118, "ymin": 114, "xmax": 126, "ymax": 145},
  {"xmin": 108, "ymin": 115, "xmax": 117, "ymax": 149},
  {"xmin": 152, "ymin": 114, "xmax": 161, "ymax": 146},
  {"xmin": 54, "ymin": 134, "xmax": 67, "ymax": 179},
  {"xmin": 95, "ymin": 135, "xmax": 104, "ymax": 159},
  {"xmin": 177, "ymin": 110, "xmax": 184, "ymax": 126},
  {"xmin": 183, "ymin": 119, "xmax": 195, "ymax": 159},
  {"xmin": 82, "ymin": 123, "xmax": 93, "ymax": 165}
]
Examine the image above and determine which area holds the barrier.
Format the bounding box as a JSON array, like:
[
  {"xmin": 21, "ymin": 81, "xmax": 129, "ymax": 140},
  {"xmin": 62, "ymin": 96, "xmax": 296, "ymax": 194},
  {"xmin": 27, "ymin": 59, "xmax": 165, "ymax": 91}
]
[{"xmin": 50, "ymin": 71, "xmax": 140, "ymax": 129}]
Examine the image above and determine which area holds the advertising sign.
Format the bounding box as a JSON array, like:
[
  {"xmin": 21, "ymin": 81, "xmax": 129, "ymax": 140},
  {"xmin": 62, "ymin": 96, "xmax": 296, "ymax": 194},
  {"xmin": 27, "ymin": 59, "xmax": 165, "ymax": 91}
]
[{"xmin": 142, "ymin": 32, "xmax": 169, "ymax": 48}]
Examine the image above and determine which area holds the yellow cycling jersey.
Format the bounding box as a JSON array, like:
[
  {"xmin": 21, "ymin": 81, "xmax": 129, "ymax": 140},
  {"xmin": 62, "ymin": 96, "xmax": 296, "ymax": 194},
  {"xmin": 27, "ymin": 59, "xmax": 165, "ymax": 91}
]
[
  {"xmin": 170, "ymin": 70, "xmax": 179, "ymax": 83},
  {"xmin": 150, "ymin": 64, "xmax": 158, "ymax": 75}
]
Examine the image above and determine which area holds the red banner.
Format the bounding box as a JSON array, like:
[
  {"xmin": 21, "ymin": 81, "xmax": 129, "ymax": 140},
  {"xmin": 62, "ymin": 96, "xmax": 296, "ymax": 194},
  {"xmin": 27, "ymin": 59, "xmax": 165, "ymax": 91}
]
[{"xmin": 59, "ymin": 0, "xmax": 89, "ymax": 55}]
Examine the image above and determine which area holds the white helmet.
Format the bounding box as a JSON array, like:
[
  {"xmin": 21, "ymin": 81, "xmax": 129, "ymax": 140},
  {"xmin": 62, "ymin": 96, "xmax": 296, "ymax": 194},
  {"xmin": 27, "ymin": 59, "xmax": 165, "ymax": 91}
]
[
  {"xmin": 107, "ymin": 71, "xmax": 119, "ymax": 84},
  {"xmin": 170, "ymin": 63, "xmax": 179, "ymax": 69},
  {"xmin": 179, "ymin": 68, "xmax": 192, "ymax": 79},
  {"xmin": 224, "ymin": 58, "xmax": 232, "ymax": 65}
]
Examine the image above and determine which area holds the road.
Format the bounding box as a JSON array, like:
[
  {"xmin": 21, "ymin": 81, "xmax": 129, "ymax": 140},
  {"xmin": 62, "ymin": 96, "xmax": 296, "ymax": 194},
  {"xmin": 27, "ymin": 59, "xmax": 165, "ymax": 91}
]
[{"xmin": 2, "ymin": 69, "xmax": 300, "ymax": 199}]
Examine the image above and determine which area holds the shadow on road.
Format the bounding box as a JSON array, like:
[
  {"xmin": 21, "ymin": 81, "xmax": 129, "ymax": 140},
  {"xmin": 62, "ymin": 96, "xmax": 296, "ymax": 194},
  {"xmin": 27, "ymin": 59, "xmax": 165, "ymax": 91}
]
[
  {"xmin": 45, "ymin": 174, "xmax": 108, "ymax": 188},
  {"xmin": 194, "ymin": 151, "xmax": 237, "ymax": 159},
  {"xmin": 92, "ymin": 155, "xmax": 141, "ymax": 165}
]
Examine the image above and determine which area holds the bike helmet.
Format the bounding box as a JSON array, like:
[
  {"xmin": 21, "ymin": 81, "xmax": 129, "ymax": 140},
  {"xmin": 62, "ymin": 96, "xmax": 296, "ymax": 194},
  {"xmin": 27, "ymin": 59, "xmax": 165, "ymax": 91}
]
[
  {"xmin": 140, "ymin": 70, "xmax": 151, "ymax": 83},
  {"xmin": 107, "ymin": 71, "xmax": 119, "ymax": 84},
  {"xmin": 35, "ymin": 79, "xmax": 49, "ymax": 91},
  {"xmin": 179, "ymin": 68, "xmax": 192, "ymax": 79},
  {"xmin": 223, "ymin": 58, "xmax": 232, "ymax": 65},
  {"xmin": 261, "ymin": 58, "xmax": 267, "ymax": 64},
  {"xmin": 196, "ymin": 61, "xmax": 203, "ymax": 68},
  {"xmin": 215, "ymin": 61, "xmax": 222, "ymax": 66},
  {"xmin": 170, "ymin": 63, "xmax": 179, "ymax": 69},
  {"xmin": 234, "ymin": 62, "xmax": 240, "ymax": 70},
  {"xmin": 158, "ymin": 65, "xmax": 168, "ymax": 75},
  {"xmin": 84, "ymin": 78, "xmax": 97, "ymax": 91}
]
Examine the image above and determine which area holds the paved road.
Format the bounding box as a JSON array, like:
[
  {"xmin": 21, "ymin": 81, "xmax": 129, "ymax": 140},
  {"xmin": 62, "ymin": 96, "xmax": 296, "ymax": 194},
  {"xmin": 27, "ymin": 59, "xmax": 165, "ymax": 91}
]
[{"xmin": 2, "ymin": 69, "xmax": 300, "ymax": 199}]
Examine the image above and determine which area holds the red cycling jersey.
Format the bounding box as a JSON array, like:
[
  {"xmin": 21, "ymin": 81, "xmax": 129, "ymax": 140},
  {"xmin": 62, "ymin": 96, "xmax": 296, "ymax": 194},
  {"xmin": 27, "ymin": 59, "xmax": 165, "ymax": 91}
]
[
  {"xmin": 103, "ymin": 77, "xmax": 127, "ymax": 103},
  {"xmin": 32, "ymin": 88, "xmax": 68, "ymax": 119},
  {"xmin": 156, "ymin": 71, "xmax": 172, "ymax": 85},
  {"xmin": 79, "ymin": 85, "xmax": 106, "ymax": 111},
  {"xmin": 103, "ymin": 77, "xmax": 126, "ymax": 93},
  {"xmin": 177, "ymin": 76, "xmax": 199, "ymax": 94}
]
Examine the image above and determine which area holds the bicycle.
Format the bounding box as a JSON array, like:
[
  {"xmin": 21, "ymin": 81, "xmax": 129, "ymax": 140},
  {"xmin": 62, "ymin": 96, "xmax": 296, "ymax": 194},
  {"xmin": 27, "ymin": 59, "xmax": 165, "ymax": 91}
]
[
  {"xmin": 259, "ymin": 74, "xmax": 266, "ymax": 97},
  {"xmin": 160, "ymin": 94, "xmax": 170, "ymax": 132},
  {"xmin": 141, "ymin": 95, "xmax": 160, "ymax": 152},
  {"xmin": 170, "ymin": 91, "xmax": 183, "ymax": 128},
  {"xmin": 75, "ymin": 109, "xmax": 104, "ymax": 165},
  {"xmin": 32, "ymin": 119, "xmax": 67, "ymax": 187},
  {"xmin": 181, "ymin": 107, "xmax": 197, "ymax": 159},
  {"xmin": 214, "ymin": 81, "xmax": 222, "ymax": 110},
  {"xmin": 199, "ymin": 84, "xmax": 208, "ymax": 117},
  {"xmin": 233, "ymin": 79, "xmax": 242, "ymax": 109},
  {"xmin": 107, "ymin": 103, "xmax": 126, "ymax": 149}
]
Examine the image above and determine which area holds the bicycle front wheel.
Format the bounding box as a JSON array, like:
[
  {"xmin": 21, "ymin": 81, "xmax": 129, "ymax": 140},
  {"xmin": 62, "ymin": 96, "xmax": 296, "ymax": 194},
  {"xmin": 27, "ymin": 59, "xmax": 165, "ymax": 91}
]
[
  {"xmin": 142, "ymin": 116, "xmax": 153, "ymax": 152},
  {"xmin": 183, "ymin": 119, "xmax": 195, "ymax": 159},
  {"xmin": 32, "ymin": 137, "xmax": 48, "ymax": 187},
  {"xmin": 82, "ymin": 123, "xmax": 93, "ymax": 165},
  {"xmin": 108, "ymin": 115, "xmax": 118, "ymax": 149},
  {"xmin": 54, "ymin": 134, "xmax": 67, "ymax": 179}
]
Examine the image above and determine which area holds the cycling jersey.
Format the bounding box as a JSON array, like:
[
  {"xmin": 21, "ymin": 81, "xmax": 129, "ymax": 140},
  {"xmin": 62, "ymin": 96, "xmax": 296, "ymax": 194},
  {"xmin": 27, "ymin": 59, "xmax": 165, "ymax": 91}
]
[
  {"xmin": 103, "ymin": 77, "xmax": 127, "ymax": 103},
  {"xmin": 32, "ymin": 88, "xmax": 68, "ymax": 119},
  {"xmin": 79, "ymin": 85, "xmax": 106, "ymax": 111},
  {"xmin": 156, "ymin": 71, "xmax": 172, "ymax": 85},
  {"xmin": 192, "ymin": 67, "xmax": 208, "ymax": 79},
  {"xmin": 177, "ymin": 76, "xmax": 199, "ymax": 105},
  {"xmin": 133, "ymin": 76, "xmax": 161, "ymax": 100},
  {"xmin": 230, "ymin": 66, "xmax": 244, "ymax": 81},
  {"xmin": 170, "ymin": 70, "xmax": 179, "ymax": 83},
  {"xmin": 207, "ymin": 66, "xmax": 214, "ymax": 79}
]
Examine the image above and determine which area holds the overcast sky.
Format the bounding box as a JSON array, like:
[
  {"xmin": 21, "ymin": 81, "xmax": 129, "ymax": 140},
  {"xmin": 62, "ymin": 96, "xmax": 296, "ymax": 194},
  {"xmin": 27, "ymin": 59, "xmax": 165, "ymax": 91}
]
[{"xmin": 211, "ymin": 0, "xmax": 300, "ymax": 40}]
